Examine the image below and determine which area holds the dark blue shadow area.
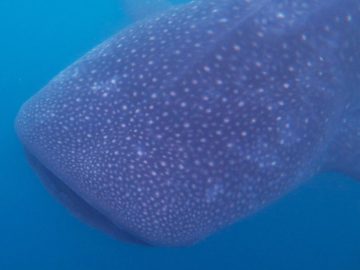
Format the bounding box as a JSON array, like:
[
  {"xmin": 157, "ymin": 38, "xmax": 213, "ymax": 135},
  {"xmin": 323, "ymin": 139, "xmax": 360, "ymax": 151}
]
[{"xmin": 0, "ymin": 0, "xmax": 359, "ymax": 269}]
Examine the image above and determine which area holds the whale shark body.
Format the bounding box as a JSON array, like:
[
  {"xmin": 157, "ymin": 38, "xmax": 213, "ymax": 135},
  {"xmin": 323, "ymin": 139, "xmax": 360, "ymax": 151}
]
[{"xmin": 16, "ymin": 0, "xmax": 360, "ymax": 246}]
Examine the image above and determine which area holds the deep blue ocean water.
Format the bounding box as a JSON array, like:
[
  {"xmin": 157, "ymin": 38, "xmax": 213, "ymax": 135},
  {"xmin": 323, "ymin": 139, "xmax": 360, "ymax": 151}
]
[{"xmin": 0, "ymin": 0, "xmax": 360, "ymax": 269}]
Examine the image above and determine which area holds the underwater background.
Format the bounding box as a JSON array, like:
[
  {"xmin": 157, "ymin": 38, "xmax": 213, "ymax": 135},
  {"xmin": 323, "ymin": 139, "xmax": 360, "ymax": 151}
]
[{"xmin": 0, "ymin": 0, "xmax": 360, "ymax": 269}]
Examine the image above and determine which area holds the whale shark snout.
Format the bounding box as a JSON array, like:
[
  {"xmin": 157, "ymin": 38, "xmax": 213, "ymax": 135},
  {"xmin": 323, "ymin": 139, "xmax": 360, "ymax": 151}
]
[{"xmin": 15, "ymin": 0, "xmax": 360, "ymax": 246}]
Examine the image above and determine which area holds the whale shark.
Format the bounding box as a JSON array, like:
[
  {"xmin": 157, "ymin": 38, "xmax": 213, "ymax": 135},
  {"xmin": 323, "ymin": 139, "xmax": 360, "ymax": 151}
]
[{"xmin": 15, "ymin": 0, "xmax": 360, "ymax": 247}]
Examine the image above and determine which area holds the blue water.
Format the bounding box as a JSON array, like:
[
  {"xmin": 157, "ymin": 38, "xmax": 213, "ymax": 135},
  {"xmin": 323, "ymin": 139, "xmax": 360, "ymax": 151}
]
[{"xmin": 1, "ymin": 0, "xmax": 360, "ymax": 269}]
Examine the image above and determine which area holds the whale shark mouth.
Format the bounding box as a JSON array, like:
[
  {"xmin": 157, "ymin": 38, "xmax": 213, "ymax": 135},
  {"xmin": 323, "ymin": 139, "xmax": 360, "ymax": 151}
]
[{"xmin": 24, "ymin": 149, "xmax": 149, "ymax": 246}]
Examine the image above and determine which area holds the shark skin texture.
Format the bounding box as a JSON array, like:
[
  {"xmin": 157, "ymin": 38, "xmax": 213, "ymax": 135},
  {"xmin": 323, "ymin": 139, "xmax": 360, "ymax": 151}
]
[{"xmin": 16, "ymin": 0, "xmax": 360, "ymax": 247}]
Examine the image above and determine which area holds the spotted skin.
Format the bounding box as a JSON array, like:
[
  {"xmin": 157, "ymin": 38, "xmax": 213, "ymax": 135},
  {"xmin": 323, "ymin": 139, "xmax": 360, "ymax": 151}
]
[{"xmin": 16, "ymin": 0, "xmax": 360, "ymax": 246}]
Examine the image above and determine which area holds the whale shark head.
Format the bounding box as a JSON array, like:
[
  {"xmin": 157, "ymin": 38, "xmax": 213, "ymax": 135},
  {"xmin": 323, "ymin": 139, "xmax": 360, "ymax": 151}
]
[{"xmin": 15, "ymin": 0, "xmax": 360, "ymax": 246}]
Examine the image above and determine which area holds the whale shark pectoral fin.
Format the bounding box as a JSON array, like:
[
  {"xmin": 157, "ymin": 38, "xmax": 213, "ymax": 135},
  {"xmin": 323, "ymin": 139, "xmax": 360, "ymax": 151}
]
[
  {"xmin": 24, "ymin": 149, "xmax": 148, "ymax": 245},
  {"xmin": 122, "ymin": 0, "xmax": 175, "ymax": 21}
]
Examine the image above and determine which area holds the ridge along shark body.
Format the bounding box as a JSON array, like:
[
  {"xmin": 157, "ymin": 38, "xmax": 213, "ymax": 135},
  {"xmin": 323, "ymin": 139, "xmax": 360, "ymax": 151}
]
[{"xmin": 16, "ymin": 0, "xmax": 360, "ymax": 247}]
